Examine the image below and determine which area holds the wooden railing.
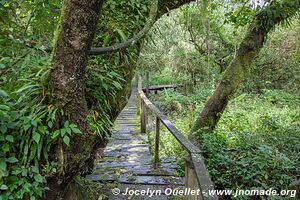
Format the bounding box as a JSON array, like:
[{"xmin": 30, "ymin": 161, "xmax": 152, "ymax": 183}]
[{"xmin": 137, "ymin": 76, "xmax": 218, "ymax": 200}]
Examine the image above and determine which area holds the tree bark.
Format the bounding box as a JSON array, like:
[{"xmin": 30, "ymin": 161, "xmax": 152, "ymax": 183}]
[
  {"xmin": 45, "ymin": 0, "xmax": 103, "ymax": 199},
  {"xmin": 192, "ymin": 0, "xmax": 300, "ymax": 133},
  {"xmin": 50, "ymin": 0, "xmax": 103, "ymax": 129}
]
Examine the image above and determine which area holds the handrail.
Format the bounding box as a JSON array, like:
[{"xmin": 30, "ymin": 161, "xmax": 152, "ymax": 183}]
[{"xmin": 137, "ymin": 76, "xmax": 218, "ymax": 200}]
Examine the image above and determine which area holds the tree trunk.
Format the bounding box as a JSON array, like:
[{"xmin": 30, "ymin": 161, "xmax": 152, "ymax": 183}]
[
  {"xmin": 45, "ymin": 0, "xmax": 103, "ymax": 199},
  {"xmin": 50, "ymin": 0, "xmax": 103, "ymax": 130},
  {"xmin": 192, "ymin": 0, "xmax": 300, "ymax": 133}
]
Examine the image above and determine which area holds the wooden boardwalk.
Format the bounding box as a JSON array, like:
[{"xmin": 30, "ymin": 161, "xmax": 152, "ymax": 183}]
[{"xmin": 86, "ymin": 88, "xmax": 184, "ymax": 200}]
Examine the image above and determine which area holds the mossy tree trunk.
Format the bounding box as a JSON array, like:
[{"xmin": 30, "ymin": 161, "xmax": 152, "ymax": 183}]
[
  {"xmin": 192, "ymin": 0, "xmax": 300, "ymax": 134},
  {"xmin": 46, "ymin": 0, "xmax": 103, "ymax": 199},
  {"xmin": 50, "ymin": 0, "xmax": 103, "ymax": 130}
]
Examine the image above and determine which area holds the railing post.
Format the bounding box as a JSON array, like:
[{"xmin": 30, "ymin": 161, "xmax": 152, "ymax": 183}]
[
  {"xmin": 145, "ymin": 71, "xmax": 149, "ymax": 97},
  {"xmin": 135, "ymin": 74, "xmax": 139, "ymax": 88},
  {"xmin": 185, "ymin": 155, "xmax": 202, "ymax": 200},
  {"xmin": 154, "ymin": 116, "xmax": 160, "ymax": 167},
  {"xmin": 140, "ymin": 100, "xmax": 146, "ymax": 133}
]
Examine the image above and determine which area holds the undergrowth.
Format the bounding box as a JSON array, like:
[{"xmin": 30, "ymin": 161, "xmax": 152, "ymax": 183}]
[{"xmin": 149, "ymin": 88, "xmax": 300, "ymax": 199}]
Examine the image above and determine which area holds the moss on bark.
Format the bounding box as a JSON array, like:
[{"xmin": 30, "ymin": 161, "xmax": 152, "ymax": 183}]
[{"xmin": 45, "ymin": 0, "xmax": 104, "ymax": 199}]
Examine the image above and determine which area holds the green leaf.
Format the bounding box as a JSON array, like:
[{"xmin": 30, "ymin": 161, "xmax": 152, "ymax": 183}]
[
  {"xmin": 22, "ymin": 168, "xmax": 28, "ymax": 176},
  {"xmin": 0, "ymin": 125, "xmax": 7, "ymax": 134},
  {"xmin": 103, "ymin": 34, "xmax": 112, "ymax": 46},
  {"xmin": 31, "ymin": 166, "xmax": 39, "ymax": 174},
  {"xmin": 60, "ymin": 128, "xmax": 66, "ymax": 137},
  {"xmin": 5, "ymin": 135, "xmax": 14, "ymax": 142},
  {"xmin": 64, "ymin": 120, "xmax": 69, "ymax": 127},
  {"xmin": 23, "ymin": 123, "xmax": 31, "ymax": 131},
  {"xmin": 0, "ymin": 105, "xmax": 10, "ymax": 111},
  {"xmin": 30, "ymin": 196, "xmax": 36, "ymax": 200},
  {"xmin": 14, "ymin": 84, "xmax": 38, "ymax": 94},
  {"xmin": 112, "ymin": 81, "xmax": 122, "ymax": 89},
  {"xmin": 0, "ymin": 159, "xmax": 7, "ymax": 171},
  {"xmin": 33, "ymin": 132, "xmax": 41, "ymax": 143},
  {"xmin": 66, "ymin": 127, "xmax": 71, "ymax": 134},
  {"xmin": 6, "ymin": 157, "xmax": 18, "ymax": 163},
  {"xmin": 31, "ymin": 120, "xmax": 38, "ymax": 127},
  {"xmin": 63, "ymin": 135, "xmax": 70, "ymax": 146},
  {"xmin": 34, "ymin": 174, "xmax": 44, "ymax": 183},
  {"xmin": 38, "ymin": 125, "xmax": 47, "ymax": 133},
  {"xmin": 0, "ymin": 89, "xmax": 8, "ymax": 97},
  {"xmin": 7, "ymin": 122, "xmax": 18, "ymax": 129},
  {"xmin": 51, "ymin": 130, "xmax": 60, "ymax": 139},
  {"xmin": 2, "ymin": 143, "xmax": 9, "ymax": 153},
  {"xmin": 0, "ymin": 184, "xmax": 8, "ymax": 190},
  {"xmin": 115, "ymin": 28, "xmax": 127, "ymax": 41},
  {"xmin": 48, "ymin": 121, "xmax": 53, "ymax": 128},
  {"xmin": 71, "ymin": 127, "xmax": 82, "ymax": 134}
]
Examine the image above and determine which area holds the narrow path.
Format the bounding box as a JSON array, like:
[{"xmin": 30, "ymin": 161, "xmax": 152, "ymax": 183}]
[{"xmin": 86, "ymin": 88, "xmax": 183, "ymax": 200}]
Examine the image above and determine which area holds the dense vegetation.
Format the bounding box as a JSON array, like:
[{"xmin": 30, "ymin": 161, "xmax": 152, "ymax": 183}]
[
  {"xmin": 141, "ymin": 1, "xmax": 300, "ymax": 199},
  {"xmin": 0, "ymin": 0, "xmax": 299, "ymax": 199}
]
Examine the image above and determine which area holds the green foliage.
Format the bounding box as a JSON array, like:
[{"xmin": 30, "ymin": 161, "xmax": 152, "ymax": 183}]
[
  {"xmin": 0, "ymin": 2, "xmax": 79, "ymax": 198},
  {"xmin": 244, "ymin": 21, "xmax": 300, "ymax": 93},
  {"xmin": 0, "ymin": 82, "xmax": 82, "ymax": 199},
  {"xmin": 96, "ymin": 0, "xmax": 149, "ymax": 46},
  {"xmin": 0, "ymin": 0, "xmax": 61, "ymax": 47},
  {"xmin": 150, "ymin": 87, "xmax": 300, "ymax": 197},
  {"xmin": 224, "ymin": 3, "xmax": 257, "ymax": 28},
  {"xmin": 139, "ymin": 0, "xmax": 239, "ymax": 87},
  {"xmin": 147, "ymin": 68, "xmax": 185, "ymax": 85},
  {"xmin": 141, "ymin": 1, "xmax": 300, "ymax": 197},
  {"xmin": 86, "ymin": 63, "xmax": 125, "ymax": 137},
  {"xmin": 90, "ymin": 0, "xmax": 151, "ymax": 125},
  {"xmin": 202, "ymin": 117, "xmax": 300, "ymax": 194}
]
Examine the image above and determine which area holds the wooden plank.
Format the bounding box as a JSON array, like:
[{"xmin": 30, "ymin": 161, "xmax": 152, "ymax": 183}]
[
  {"xmin": 94, "ymin": 167, "xmax": 177, "ymax": 177},
  {"xmin": 103, "ymin": 150, "xmax": 151, "ymax": 157},
  {"xmin": 110, "ymin": 134, "xmax": 146, "ymax": 141},
  {"xmin": 154, "ymin": 116, "xmax": 160, "ymax": 166},
  {"xmin": 94, "ymin": 163, "xmax": 178, "ymax": 175},
  {"xmin": 142, "ymin": 84, "xmax": 183, "ymax": 91},
  {"xmin": 140, "ymin": 100, "xmax": 146, "ymax": 133},
  {"xmin": 97, "ymin": 157, "xmax": 177, "ymax": 169},
  {"xmin": 87, "ymin": 174, "xmax": 184, "ymax": 185}
]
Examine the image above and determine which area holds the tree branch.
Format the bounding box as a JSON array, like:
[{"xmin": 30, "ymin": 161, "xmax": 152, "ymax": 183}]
[{"xmin": 90, "ymin": 0, "xmax": 158, "ymax": 55}]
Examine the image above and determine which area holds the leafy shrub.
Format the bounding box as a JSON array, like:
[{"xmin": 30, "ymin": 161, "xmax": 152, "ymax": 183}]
[
  {"xmin": 0, "ymin": 47, "xmax": 83, "ymax": 199},
  {"xmin": 0, "ymin": 82, "xmax": 83, "ymax": 199},
  {"xmin": 86, "ymin": 63, "xmax": 125, "ymax": 138}
]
